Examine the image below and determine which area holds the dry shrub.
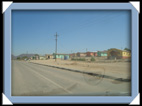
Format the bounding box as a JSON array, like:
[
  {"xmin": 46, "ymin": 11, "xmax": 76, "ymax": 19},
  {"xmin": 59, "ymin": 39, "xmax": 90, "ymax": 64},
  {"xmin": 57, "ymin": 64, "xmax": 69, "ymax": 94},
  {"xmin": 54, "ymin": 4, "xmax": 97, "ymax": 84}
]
[{"xmin": 70, "ymin": 62, "xmax": 78, "ymax": 65}]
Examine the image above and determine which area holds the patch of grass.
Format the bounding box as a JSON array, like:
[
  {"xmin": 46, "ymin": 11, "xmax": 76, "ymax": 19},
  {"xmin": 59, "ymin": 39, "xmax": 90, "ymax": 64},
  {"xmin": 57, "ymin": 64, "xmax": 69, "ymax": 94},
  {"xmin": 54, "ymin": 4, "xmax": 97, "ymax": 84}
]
[
  {"xmin": 71, "ymin": 58, "xmax": 86, "ymax": 61},
  {"xmin": 90, "ymin": 57, "xmax": 95, "ymax": 61},
  {"xmin": 70, "ymin": 62, "xmax": 78, "ymax": 65}
]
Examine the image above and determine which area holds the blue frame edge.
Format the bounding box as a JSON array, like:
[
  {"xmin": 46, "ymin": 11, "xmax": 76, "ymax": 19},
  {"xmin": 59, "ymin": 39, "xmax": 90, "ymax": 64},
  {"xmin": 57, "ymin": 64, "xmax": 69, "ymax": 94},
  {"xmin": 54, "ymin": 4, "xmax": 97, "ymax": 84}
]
[{"xmin": 4, "ymin": 3, "xmax": 139, "ymax": 104}]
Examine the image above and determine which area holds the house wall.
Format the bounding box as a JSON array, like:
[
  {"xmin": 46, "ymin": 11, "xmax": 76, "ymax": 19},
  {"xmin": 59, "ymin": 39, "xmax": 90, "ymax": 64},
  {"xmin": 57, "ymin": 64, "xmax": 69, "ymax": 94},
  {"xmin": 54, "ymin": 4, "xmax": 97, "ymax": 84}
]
[
  {"xmin": 80, "ymin": 53, "xmax": 86, "ymax": 57},
  {"xmin": 107, "ymin": 49, "xmax": 122, "ymax": 59},
  {"xmin": 45, "ymin": 55, "xmax": 53, "ymax": 59},
  {"xmin": 64, "ymin": 55, "xmax": 70, "ymax": 60},
  {"xmin": 101, "ymin": 53, "xmax": 107, "ymax": 56},
  {"xmin": 39, "ymin": 56, "xmax": 45, "ymax": 60},
  {"xmin": 33, "ymin": 56, "xmax": 39, "ymax": 60},
  {"xmin": 53, "ymin": 54, "xmax": 70, "ymax": 59},
  {"xmin": 97, "ymin": 52, "xmax": 107, "ymax": 57},
  {"xmin": 97, "ymin": 52, "xmax": 101, "ymax": 56},
  {"xmin": 70, "ymin": 53, "xmax": 77, "ymax": 58},
  {"xmin": 94, "ymin": 52, "xmax": 98, "ymax": 56},
  {"xmin": 76, "ymin": 53, "xmax": 80, "ymax": 57},
  {"xmin": 107, "ymin": 49, "xmax": 122, "ymax": 57},
  {"xmin": 107, "ymin": 49, "xmax": 131, "ymax": 59},
  {"xmin": 56, "ymin": 55, "xmax": 64, "ymax": 59},
  {"xmin": 122, "ymin": 51, "xmax": 131, "ymax": 58},
  {"xmin": 77, "ymin": 53, "xmax": 86, "ymax": 57},
  {"xmin": 86, "ymin": 52, "xmax": 94, "ymax": 57}
]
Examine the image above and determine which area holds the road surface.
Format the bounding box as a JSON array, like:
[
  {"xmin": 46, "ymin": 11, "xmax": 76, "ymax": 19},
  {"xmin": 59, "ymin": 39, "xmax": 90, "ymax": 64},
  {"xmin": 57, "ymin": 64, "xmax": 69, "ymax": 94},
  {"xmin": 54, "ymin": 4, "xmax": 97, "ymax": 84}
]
[{"xmin": 12, "ymin": 60, "xmax": 131, "ymax": 96}]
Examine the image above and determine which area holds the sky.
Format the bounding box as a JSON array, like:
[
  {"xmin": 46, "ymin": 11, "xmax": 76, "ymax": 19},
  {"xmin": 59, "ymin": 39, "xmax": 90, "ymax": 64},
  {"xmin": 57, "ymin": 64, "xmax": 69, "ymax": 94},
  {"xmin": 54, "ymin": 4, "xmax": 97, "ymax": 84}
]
[{"xmin": 12, "ymin": 10, "xmax": 131, "ymax": 56}]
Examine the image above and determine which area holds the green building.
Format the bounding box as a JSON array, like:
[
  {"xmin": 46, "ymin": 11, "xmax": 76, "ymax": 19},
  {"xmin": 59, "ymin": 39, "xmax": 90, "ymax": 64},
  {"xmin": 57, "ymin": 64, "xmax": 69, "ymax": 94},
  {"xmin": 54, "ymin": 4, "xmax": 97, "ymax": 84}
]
[
  {"xmin": 97, "ymin": 51, "xmax": 107, "ymax": 57},
  {"xmin": 53, "ymin": 53, "xmax": 70, "ymax": 60}
]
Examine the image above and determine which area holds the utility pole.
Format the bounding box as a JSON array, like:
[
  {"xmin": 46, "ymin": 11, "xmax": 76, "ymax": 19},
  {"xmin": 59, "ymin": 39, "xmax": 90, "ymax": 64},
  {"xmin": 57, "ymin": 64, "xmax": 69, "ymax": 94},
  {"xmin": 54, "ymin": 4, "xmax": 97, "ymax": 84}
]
[
  {"xmin": 27, "ymin": 51, "xmax": 28, "ymax": 58},
  {"xmin": 54, "ymin": 32, "xmax": 59, "ymax": 62}
]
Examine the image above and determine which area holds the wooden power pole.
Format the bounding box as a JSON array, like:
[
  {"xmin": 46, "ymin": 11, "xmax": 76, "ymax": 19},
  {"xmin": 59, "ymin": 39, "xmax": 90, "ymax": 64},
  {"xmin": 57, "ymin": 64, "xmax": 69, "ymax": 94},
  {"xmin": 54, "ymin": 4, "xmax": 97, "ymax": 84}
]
[{"xmin": 55, "ymin": 32, "xmax": 59, "ymax": 61}]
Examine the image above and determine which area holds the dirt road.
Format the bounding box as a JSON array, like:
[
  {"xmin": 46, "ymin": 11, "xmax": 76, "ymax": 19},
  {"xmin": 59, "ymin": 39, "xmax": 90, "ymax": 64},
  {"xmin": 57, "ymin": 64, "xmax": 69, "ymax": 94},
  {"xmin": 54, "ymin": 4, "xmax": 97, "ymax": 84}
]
[{"xmin": 12, "ymin": 60, "xmax": 131, "ymax": 96}]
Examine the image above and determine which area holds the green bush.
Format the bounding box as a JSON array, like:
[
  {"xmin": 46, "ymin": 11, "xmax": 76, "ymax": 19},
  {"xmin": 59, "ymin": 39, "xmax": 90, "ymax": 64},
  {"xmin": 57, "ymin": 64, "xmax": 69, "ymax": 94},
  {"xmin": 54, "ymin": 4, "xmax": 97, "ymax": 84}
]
[
  {"xmin": 22, "ymin": 56, "xmax": 28, "ymax": 60},
  {"xmin": 78, "ymin": 58, "xmax": 85, "ymax": 61},
  {"xmin": 17, "ymin": 57, "xmax": 21, "ymax": 60},
  {"xmin": 71, "ymin": 58, "xmax": 76, "ymax": 60},
  {"xmin": 91, "ymin": 57, "xmax": 95, "ymax": 61}
]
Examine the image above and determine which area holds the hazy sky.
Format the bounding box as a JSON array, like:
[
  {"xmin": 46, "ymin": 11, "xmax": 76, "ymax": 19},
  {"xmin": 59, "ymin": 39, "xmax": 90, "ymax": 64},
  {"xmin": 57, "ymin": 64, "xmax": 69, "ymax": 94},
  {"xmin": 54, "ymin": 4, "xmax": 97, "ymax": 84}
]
[{"xmin": 12, "ymin": 10, "xmax": 131, "ymax": 56}]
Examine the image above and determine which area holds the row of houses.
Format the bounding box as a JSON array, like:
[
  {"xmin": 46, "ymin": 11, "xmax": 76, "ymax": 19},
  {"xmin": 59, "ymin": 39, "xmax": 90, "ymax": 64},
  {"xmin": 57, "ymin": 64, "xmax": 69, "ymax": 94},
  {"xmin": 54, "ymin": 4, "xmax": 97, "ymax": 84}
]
[
  {"xmin": 30, "ymin": 54, "xmax": 53, "ymax": 60},
  {"xmin": 73, "ymin": 48, "xmax": 131, "ymax": 59},
  {"xmin": 107, "ymin": 48, "xmax": 131, "ymax": 59},
  {"xmin": 30, "ymin": 48, "xmax": 131, "ymax": 60},
  {"xmin": 71, "ymin": 51, "xmax": 108, "ymax": 57},
  {"xmin": 30, "ymin": 54, "xmax": 69, "ymax": 60}
]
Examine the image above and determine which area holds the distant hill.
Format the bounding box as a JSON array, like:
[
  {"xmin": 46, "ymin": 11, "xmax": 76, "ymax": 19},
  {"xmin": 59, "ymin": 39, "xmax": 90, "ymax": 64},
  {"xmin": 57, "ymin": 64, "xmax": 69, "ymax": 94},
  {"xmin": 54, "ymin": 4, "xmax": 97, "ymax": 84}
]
[
  {"xmin": 16, "ymin": 54, "xmax": 36, "ymax": 59},
  {"xmin": 11, "ymin": 54, "xmax": 17, "ymax": 60}
]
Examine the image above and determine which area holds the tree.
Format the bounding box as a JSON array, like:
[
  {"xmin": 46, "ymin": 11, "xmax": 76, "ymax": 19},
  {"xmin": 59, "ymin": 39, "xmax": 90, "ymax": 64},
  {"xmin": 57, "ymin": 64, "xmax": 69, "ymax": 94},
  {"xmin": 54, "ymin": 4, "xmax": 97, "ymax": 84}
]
[
  {"xmin": 17, "ymin": 57, "xmax": 21, "ymax": 60},
  {"xmin": 91, "ymin": 57, "xmax": 95, "ymax": 61},
  {"xmin": 35, "ymin": 54, "xmax": 39, "ymax": 56},
  {"xmin": 124, "ymin": 48, "xmax": 131, "ymax": 51},
  {"xmin": 22, "ymin": 56, "xmax": 28, "ymax": 60}
]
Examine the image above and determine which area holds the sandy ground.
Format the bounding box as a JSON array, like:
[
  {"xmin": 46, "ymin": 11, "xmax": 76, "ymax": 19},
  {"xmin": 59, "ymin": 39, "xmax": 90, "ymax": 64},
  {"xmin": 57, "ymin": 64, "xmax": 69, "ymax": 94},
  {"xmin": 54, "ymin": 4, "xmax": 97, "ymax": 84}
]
[{"xmin": 29, "ymin": 59, "xmax": 131, "ymax": 79}]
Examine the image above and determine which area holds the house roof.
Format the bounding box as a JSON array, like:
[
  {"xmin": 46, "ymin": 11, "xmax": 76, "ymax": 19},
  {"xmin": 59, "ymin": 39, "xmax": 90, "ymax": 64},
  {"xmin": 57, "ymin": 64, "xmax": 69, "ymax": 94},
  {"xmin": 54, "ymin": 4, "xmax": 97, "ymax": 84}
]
[
  {"xmin": 45, "ymin": 54, "xmax": 53, "ymax": 56},
  {"xmin": 39, "ymin": 56, "xmax": 45, "ymax": 57},
  {"xmin": 122, "ymin": 50, "xmax": 131, "ymax": 52},
  {"xmin": 86, "ymin": 51, "xmax": 94, "ymax": 53},
  {"xmin": 98, "ymin": 51, "xmax": 108, "ymax": 53},
  {"xmin": 53, "ymin": 53, "xmax": 69, "ymax": 55},
  {"xmin": 108, "ymin": 48, "xmax": 131, "ymax": 52},
  {"xmin": 77, "ymin": 52, "xmax": 86, "ymax": 54}
]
